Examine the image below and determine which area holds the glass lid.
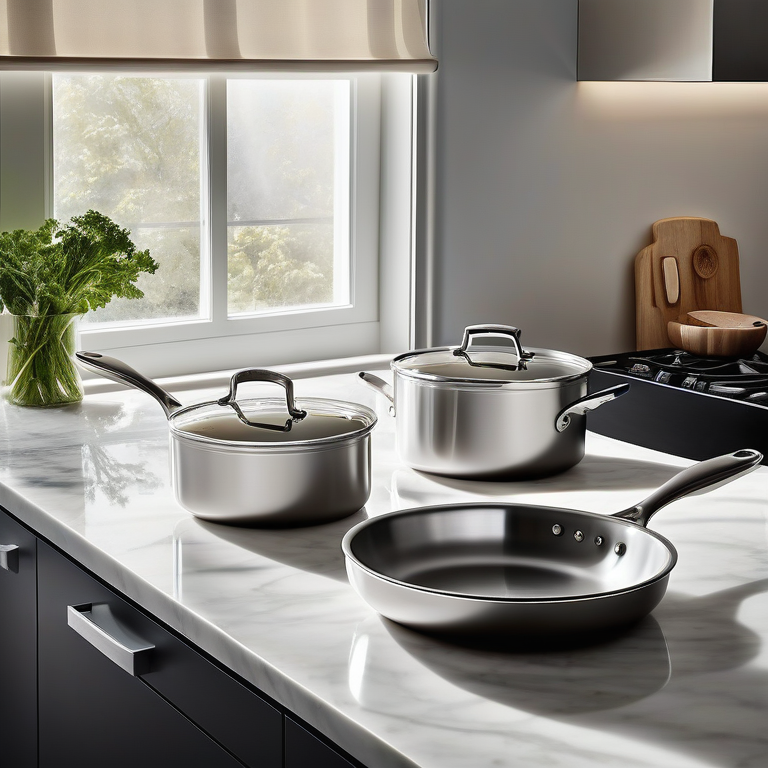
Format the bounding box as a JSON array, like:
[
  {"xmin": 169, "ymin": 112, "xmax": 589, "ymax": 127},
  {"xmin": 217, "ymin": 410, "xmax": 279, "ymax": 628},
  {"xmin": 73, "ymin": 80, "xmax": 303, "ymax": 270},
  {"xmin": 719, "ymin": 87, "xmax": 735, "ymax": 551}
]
[
  {"xmin": 172, "ymin": 398, "xmax": 375, "ymax": 444},
  {"xmin": 170, "ymin": 369, "xmax": 376, "ymax": 445},
  {"xmin": 393, "ymin": 325, "xmax": 591, "ymax": 383}
]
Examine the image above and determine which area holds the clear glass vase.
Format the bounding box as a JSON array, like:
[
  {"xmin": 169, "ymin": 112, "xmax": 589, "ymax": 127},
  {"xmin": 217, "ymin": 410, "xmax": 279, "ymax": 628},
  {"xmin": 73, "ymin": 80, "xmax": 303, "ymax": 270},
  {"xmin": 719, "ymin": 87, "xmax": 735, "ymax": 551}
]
[{"xmin": 5, "ymin": 313, "xmax": 84, "ymax": 407}]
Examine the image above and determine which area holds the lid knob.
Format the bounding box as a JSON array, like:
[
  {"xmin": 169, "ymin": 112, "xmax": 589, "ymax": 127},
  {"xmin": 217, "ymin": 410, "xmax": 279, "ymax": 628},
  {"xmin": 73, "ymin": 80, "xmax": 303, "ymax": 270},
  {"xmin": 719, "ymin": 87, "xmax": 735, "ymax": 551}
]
[
  {"xmin": 218, "ymin": 369, "xmax": 307, "ymax": 431},
  {"xmin": 453, "ymin": 324, "xmax": 535, "ymax": 370}
]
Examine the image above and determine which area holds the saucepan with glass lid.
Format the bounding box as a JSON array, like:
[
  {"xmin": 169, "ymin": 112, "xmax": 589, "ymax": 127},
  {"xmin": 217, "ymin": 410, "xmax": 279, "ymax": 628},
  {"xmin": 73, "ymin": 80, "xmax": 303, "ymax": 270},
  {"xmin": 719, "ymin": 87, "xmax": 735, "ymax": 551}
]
[{"xmin": 77, "ymin": 352, "xmax": 377, "ymax": 526}]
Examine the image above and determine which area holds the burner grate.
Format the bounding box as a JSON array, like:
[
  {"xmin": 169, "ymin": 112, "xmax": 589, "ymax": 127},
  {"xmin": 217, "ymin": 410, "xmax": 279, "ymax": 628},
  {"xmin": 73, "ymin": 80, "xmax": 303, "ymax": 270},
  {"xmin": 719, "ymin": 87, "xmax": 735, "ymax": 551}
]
[{"xmin": 587, "ymin": 348, "xmax": 768, "ymax": 465}]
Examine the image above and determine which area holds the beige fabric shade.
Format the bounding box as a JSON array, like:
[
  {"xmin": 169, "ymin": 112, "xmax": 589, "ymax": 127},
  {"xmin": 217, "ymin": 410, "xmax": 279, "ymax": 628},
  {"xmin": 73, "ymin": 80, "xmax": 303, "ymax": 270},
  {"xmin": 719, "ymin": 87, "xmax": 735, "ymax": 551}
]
[{"xmin": 0, "ymin": 0, "xmax": 436, "ymax": 71}]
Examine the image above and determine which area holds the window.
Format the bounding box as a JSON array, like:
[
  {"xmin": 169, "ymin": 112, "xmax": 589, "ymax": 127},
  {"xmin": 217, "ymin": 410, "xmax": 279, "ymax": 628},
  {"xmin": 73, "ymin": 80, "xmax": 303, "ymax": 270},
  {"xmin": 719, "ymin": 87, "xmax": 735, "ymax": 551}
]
[
  {"xmin": 0, "ymin": 70, "xmax": 414, "ymax": 377},
  {"xmin": 54, "ymin": 74, "xmax": 353, "ymax": 324}
]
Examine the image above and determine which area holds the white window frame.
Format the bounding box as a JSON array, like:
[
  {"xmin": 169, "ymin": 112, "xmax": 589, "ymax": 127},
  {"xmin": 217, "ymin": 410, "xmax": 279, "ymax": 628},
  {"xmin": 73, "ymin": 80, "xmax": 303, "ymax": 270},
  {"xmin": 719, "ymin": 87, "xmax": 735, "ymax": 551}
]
[{"xmin": 0, "ymin": 69, "xmax": 416, "ymax": 379}]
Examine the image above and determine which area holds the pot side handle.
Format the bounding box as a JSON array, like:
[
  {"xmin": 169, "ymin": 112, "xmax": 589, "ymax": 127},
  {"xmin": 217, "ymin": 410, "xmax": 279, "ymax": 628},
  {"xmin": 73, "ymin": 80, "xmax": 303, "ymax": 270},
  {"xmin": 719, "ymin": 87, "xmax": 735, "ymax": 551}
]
[
  {"xmin": 358, "ymin": 372, "xmax": 395, "ymax": 415},
  {"xmin": 555, "ymin": 383, "xmax": 630, "ymax": 432},
  {"xmin": 613, "ymin": 449, "xmax": 763, "ymax": 528},
  {"xmin": 76, "ymin": 351, "xmax": 183, "ymax": 417}
]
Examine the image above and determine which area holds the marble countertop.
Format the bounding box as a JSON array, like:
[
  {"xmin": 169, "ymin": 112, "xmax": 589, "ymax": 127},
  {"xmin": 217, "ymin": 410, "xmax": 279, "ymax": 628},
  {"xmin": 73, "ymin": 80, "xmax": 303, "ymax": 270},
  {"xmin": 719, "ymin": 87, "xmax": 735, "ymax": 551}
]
[{"xmin": 1, "ymin": 363, "xmax": 767, "ymax": 768}]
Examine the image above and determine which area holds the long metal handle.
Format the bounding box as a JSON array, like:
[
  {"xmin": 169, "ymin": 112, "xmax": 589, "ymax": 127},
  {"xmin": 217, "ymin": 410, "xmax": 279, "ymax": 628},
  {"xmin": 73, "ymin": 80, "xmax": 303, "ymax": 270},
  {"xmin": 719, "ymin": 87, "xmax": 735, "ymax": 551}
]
[
  {"xmin": 612, "ymin": 449, "xmax": 763, "ymax": 528},
  {"xmin": 0, "ymin": 544, "xmax": 19, "ymax": 573},
  {"xmin": 453, "ymin": 324, "xmax": 535, "ymax": 365},
  {"xmin": 67, "ymin": 603, "xmax": 155, "ymax": 676},
  {"xmin": 76, "ymin": 351, "xmax": 183, "ymax": 417},
  {"xmin": 555, "ymin": 383, "xmax": 630, "ymax": 432}
]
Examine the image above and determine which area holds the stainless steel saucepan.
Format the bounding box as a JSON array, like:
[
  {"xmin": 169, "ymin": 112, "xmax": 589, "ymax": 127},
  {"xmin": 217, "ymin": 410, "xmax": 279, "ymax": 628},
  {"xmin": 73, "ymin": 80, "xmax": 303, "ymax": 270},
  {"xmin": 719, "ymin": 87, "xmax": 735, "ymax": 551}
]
[
  {"xmin": 360, "ymin": 324, "xmax": 629, "ymax": 479},
  {"xmin": 342, "ymin": 449, "xmax": 762, "ymax": 636},
  {"xmin": 77, "ymin": 352, "xmax": 377, "ymax": 526}
]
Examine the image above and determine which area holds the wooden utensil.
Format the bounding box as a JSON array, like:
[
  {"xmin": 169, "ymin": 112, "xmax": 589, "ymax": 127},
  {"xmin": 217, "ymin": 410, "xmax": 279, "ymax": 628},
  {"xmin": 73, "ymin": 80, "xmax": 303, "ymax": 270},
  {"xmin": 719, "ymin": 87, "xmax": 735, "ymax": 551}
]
[
  {"xmin": 667, "ymin": 311, "xmax": 767, "ymax": 357},
  {"xmin": 635, "ymin": 217, "xmax": 743, "ymax": 349}
]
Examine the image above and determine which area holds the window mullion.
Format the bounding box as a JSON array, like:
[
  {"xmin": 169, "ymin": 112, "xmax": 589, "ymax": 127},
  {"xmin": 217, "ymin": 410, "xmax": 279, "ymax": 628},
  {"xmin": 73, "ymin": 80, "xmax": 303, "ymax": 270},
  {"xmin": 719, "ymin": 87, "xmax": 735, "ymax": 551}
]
[{"xmin": 207, "ymin": 74, "xmax": 229, "ymax": 329}]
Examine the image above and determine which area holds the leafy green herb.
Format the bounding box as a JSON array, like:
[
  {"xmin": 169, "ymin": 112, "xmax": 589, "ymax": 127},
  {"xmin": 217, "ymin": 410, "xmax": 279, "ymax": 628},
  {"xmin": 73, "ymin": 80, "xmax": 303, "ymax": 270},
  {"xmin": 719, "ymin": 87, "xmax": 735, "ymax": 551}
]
[
  {"xmin": 0, "ymin": 210, "xmax": 158, "ymax": 316},
  {"xmin": 0, "ymin": 211, "xmax": 158, "ymax": 406}
]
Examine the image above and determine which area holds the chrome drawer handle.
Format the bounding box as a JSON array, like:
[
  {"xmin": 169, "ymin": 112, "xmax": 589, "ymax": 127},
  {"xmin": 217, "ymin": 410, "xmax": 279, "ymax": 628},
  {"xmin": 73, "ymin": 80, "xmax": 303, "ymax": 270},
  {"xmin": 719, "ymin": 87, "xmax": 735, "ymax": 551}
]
[
  {"xmin": 0, "ymin": 544, "xmax": 19, "ymax": 573},
  {"xmin": 67, "ymin": 603, "xmax": 155, "ymax": 676}
]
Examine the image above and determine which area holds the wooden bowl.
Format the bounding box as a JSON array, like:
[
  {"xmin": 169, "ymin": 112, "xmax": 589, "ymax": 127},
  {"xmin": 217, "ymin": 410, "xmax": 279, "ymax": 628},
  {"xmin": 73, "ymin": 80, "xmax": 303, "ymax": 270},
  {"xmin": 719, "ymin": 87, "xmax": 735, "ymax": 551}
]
[{"xmin": 667, "ymin": 311, "xmax": 767, "ymax": 357}]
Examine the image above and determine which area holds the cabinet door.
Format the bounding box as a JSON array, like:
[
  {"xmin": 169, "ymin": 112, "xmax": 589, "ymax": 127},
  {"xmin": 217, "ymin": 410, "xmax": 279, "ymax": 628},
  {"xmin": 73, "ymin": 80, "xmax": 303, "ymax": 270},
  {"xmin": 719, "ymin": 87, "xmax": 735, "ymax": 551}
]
[
  {"xmin": 37, "ymin": 541, "xmax": 245, "ymax": 768},
  {"xmin": 0, "ymin": 509, "xmax": 37, "ymax": 768},
  {"xmin": 285, "ymin": 716, "xmax": 361, "ymax": 768}
]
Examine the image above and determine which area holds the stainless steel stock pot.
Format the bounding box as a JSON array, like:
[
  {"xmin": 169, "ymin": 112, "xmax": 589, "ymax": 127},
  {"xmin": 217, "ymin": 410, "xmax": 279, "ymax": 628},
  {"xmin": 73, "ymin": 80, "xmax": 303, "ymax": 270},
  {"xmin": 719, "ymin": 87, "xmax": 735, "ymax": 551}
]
[
  {"xmin": 77, "ymin": 352, "xmax": 377, "ymax": 526},
  {"xmin": 361, "ymin": 324, "xmax": 628, "ymax": 479}
]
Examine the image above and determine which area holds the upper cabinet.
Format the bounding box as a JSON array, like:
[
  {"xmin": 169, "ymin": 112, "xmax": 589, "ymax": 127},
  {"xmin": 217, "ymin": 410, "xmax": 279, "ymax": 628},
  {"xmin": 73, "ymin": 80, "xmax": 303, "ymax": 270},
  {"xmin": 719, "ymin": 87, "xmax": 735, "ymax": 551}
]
[{"xmin": 578, "ymin": 0, "xmax": 768, "ymax": 81}]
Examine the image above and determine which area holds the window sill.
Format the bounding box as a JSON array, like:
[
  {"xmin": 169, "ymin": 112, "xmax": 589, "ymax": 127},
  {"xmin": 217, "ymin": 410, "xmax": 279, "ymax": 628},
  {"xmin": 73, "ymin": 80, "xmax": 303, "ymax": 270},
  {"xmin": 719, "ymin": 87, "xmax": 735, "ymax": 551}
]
[{"xmin": 81, "ymin": 352, "xmax": 394, "ymax": 396}]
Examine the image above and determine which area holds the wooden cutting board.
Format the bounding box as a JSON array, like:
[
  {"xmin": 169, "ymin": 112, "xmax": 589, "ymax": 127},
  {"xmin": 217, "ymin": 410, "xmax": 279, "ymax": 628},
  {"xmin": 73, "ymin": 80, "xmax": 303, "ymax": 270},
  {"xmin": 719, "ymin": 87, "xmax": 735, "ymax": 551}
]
[{"xmin": 635, "ymin": 217, "xmax": 742, "ymax": 350}]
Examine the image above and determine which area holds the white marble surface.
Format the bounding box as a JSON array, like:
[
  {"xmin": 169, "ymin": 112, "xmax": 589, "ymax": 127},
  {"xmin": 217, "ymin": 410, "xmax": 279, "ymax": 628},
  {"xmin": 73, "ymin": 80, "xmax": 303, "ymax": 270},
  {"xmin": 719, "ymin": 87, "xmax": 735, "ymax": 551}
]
[{"xmin": 1, "ymin": 365, "xmax": 767, "ymax": 768}]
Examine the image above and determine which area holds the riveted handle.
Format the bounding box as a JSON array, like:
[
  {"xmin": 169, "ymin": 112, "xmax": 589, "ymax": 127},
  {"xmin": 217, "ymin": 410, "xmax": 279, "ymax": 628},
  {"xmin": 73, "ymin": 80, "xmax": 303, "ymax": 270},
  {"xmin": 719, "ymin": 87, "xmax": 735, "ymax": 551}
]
[
  {"xmin": 555, "ymin": 383, "xmax": 630, "ymax": 432},
  {"xmin": 358, "ymin": 371, "xmax": 396, "ymax": 416}
]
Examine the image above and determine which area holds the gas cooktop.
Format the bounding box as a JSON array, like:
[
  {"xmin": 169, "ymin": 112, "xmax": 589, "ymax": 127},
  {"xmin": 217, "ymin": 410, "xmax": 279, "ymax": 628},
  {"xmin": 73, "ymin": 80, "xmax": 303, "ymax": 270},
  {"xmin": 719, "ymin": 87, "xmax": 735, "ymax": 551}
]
[{"xmin": 586, "ymin": 348, "xmax": 768, "ymax": 465}]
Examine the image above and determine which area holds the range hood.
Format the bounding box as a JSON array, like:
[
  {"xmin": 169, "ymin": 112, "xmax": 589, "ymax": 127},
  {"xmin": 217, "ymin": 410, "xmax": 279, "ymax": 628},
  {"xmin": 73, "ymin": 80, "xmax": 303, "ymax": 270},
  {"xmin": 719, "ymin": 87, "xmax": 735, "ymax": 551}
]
[{"xmin": 579, "ymin": 0, "xmax": 768, "ymax": 81}]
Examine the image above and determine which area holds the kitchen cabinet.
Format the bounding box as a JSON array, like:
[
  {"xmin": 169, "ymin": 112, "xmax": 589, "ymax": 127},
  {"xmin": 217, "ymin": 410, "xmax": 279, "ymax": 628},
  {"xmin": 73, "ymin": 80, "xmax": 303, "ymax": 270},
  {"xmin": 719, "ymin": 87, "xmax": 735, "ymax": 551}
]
[
  {"xmin": 1, "ymin": 507, "xmax": 363, "ymax": 768},
  {"xmin": 0, "ymin": 510, "xmax": 37, "ymax": 768},
  {"xmin": 37, "ymin": 539, "xmax": 273, "ymax": 768},
  {"xmin": 285, "ymin": 717, "xmax": 357, "ymax": 768},
  {"xmin": 579, "ymin": 0, "xmax": 768, "ymax": 82}
]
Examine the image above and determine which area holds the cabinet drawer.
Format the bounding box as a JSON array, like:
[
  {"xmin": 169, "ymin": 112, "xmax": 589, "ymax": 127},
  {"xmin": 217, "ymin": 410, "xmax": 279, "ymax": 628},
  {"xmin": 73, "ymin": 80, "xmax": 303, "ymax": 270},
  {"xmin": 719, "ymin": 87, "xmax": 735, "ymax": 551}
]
[
  {"xmin": 38, "ymin": 541, "xmax": 281, "ymax": 768},
  {"xmin": 0, "ymin": 509, "xmax": 37, "ymax": 768},
  {"xmin": 286, "ymin": 716, "xmax": 360, "ymax": 768}
]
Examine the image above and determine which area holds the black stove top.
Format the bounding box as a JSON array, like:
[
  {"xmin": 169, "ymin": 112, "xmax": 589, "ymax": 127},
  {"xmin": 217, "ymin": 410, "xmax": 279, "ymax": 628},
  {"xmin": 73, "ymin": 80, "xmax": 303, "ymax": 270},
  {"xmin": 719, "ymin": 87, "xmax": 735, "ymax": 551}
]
[
  {"xmin": 587, "ymin": 348, "xmax": 768, "ymax": 465},
  {"xmin": 594, "ymin": 349, "xmax": 768, "ymax": 403}
]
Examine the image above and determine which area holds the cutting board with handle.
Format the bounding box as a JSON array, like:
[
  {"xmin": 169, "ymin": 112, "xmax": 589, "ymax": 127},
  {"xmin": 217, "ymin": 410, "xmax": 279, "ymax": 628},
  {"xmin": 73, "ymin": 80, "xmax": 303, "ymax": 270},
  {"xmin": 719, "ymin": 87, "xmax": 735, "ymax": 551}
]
[{"xmin": 635, "ymin": 217, "xmax": 742, "ymax": 350}]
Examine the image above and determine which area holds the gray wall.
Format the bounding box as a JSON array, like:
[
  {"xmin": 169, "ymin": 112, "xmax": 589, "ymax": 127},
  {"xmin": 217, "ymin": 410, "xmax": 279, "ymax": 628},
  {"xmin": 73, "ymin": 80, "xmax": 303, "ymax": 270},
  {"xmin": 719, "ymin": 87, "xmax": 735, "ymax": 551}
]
[{"xmin": 430, "ymin": 0, "xmax": 768, "ymax": 355}]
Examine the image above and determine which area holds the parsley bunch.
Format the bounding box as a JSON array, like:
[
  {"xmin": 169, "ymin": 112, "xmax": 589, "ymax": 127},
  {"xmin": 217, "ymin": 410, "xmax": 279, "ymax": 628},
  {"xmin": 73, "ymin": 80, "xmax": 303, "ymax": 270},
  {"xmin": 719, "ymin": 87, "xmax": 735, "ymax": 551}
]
[
  {"xmin": 0, "ymin": 210, "xmax": 158, "ymax": 316},
  {"xmin": 0, "ymin": 211, "xmax": 158, "ymax": 406}
]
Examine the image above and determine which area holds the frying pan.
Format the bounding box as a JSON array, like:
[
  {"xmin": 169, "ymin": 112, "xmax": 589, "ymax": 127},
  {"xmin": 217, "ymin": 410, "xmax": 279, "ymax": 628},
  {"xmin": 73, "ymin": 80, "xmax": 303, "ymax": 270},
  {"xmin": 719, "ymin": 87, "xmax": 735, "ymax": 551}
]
[{"xmin": 342, "ymin": 449, "xmax": 762, "ymax": 636}]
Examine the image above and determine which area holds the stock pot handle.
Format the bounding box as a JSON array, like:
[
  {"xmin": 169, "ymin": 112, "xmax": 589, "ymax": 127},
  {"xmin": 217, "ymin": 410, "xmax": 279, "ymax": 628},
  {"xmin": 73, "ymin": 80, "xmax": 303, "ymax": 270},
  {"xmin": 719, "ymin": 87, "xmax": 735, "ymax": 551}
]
[
  {"xmin": 453, "ymin": 325, "xmax": 535, "ymax": 365},
  {"xmin": 218, "ymin": 369, "xmax": 307, "ymax": 424},
  {"xmin": 555, "ymin": 383, "xmax": 630, "ymax": 432}
]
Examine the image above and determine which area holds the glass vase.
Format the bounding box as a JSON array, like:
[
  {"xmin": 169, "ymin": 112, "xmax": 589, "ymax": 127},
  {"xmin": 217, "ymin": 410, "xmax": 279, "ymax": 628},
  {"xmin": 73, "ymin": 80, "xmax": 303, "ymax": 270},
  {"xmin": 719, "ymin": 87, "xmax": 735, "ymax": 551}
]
[{"xmin": 5, "ymin": 313, "xmax": 84, "ymax": 407}]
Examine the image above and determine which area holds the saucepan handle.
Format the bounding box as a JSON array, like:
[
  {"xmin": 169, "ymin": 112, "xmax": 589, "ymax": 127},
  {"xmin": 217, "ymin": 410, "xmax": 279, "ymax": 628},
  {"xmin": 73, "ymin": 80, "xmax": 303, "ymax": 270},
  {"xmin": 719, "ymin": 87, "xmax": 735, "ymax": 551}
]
[
  {"xmin": 555, "ymin": 383, "xmax": 630, "ymax": 432},
  {"xmin": 612, "ymin": 449, "xmax": 763, "ymax": 528},
  {"xmin": 76, "ymin": 351, "xmax": 183, "ymax": 418}
]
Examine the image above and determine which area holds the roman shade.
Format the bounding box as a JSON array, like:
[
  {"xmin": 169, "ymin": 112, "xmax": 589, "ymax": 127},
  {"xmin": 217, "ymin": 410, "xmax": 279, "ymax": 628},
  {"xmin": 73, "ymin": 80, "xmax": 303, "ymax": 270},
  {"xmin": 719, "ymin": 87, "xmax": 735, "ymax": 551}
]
[{"xmin": 0, "ymin": 0, "xmax": 436, "ymax": 72}]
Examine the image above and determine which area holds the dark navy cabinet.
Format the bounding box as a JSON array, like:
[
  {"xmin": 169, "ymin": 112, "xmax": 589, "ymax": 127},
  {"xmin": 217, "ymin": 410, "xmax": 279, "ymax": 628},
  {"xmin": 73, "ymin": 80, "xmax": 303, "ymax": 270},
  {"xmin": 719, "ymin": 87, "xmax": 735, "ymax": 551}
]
[
  {"xmin": 1, "ymin": 508, "xmax": 367, "ymax": 768},
  {"xmin": 286, "ymin": 717, "xmax": 358, "ymax": 768},
  {"xmin": 37, "ymin": 540, "xmax": 278, "ymax": 768},
  {"xmin": 0, "ymin": 511, "xmax": 37, "ymax": 768}
]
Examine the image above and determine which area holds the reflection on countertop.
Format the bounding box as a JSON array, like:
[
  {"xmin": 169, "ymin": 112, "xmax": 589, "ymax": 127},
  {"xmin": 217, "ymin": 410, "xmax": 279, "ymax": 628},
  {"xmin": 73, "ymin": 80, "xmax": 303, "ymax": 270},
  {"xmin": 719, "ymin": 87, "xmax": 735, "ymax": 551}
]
[{"xmin": 0, "ymin": 369, "xmax": 766, "ymax": 768}]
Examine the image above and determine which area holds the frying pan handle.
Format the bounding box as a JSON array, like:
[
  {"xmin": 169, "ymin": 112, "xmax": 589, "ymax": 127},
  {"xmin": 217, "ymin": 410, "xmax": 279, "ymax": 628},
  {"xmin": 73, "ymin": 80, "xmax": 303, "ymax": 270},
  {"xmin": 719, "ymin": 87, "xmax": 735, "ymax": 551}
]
[
  {"xmin": 76, "ymin": 351, "xmax": 183, "ymax": 417},
  {"xmin": 218, "ymin": 369, "xmax": 307, "ymax": 420},
  {"xmin": 612, "ymin": 449, "xmax": 763, "ymax": 527},
  {"xmin": 555, "ymin": 383, "xmax": 630, "ymax": 432}
]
